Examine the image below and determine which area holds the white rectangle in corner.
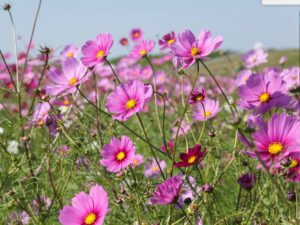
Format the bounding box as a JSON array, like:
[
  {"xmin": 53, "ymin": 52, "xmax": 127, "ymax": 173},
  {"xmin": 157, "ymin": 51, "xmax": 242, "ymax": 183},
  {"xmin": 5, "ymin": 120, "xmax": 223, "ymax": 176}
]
[{"xmin": 263, "ymin": 0, "xmax": 300, "ymax": 5}]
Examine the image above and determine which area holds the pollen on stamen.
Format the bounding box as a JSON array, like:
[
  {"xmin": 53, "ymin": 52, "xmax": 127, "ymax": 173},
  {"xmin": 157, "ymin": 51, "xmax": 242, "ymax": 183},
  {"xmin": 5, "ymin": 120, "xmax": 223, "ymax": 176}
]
[
  {"xmin": 139, "ymin": 49, "xmax": 147, "ymax": 56},
  {"xmin": 69, "ymin": 77, "xmax": 78, "ymax": 86},
  {"xmin": 191, "ymin": 47, "xmax": 199, "ymax": 56}
]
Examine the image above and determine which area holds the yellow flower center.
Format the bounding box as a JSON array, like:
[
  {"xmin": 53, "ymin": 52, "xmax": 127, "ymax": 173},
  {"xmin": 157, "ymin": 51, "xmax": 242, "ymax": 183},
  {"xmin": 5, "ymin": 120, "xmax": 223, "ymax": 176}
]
[
  {"xmin": 139, "ymin": 49, "xmax": 147, "ymax": 56},
  {"xmin": 191, "ymin": 47, "xmax": 199, "ymax": 56},
  {"xmin": 205, "ymin": 111, "xmax": 212, "ymax": 118},
  {"xmin": 69, "ymin": 77, "xmax": 78, "ymax": 86},
  {"xmin": 96, "ymin": 50, "xmax": 105, "ymax": 59},
  {"xmin": 63, "ymin": 100, "xmax": 71, "ymax": 105},
  {"xmin": 152, "ymin": 166, "xmax": 159, "ymax": 172},
  {"xmin": 134, "ymin": 32, "xmax": 140, "ymax": 38},
  {"xmin": 195, "ymin": 95, "xmax": 203, "ymax": 101},
  {"xmin": 187, "ymin": 155, "xmax": 196, "ymax": 164},
  {"xmin": 259, "ymin": 93, "xmax": 270, "ymax": 103},
  {"xmin": 37, "ymin": 119, "xmax": 43, "ymax": 126},
  {"xmin": 116, "ymin": 151, "xmax": 125, "ymax": 161},
  {"xmin": 67, "ymin": 52, "xmax": 74, "ymax": 58},
  {"xmin": 290, "ymin": 159, "xmax": 298, "ymax": 168},
  {"xmin": 132, "ymin": 159, "xmax": 139, "ymax": 165},
  {"xmin": 167, "ymin": 39, "xmax": 175, "ymax": 45},
  {"xmin": 84, "ymin": 213, "xmax": 96, "ymax": 225},
  {"xmin": 125, "ymin": 99, "xmax": 136, "ymax": 109},
  {"xmin": 268, "ymin": 142, "xmax": 283, "ymax": 155}
]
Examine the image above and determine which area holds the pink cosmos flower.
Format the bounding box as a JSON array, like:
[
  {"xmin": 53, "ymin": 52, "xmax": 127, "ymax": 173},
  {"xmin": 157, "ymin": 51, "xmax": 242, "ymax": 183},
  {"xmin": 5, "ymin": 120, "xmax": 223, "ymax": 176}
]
[
  {"xmin": 171, "ymin": 119, "xmax": 191, "ymax": 138},
  {"xmin": 144, "ymin": 158, "xmax": 166, "ymax": 178},
  {"xmin": 241, "ymin": 48, "xmax": 268, "ymax": 69},
  {"xmin": 130, "ymin": 28, "xmax": 143, "ymax": 42},
  {"xmin": 106, "ymin": 80, "xmax": 153, "ymax": 121},
  {"xmin": 236, "ymin": 69, "xmax": 252, "ymax": 87},
  {"xmin": 46, "ymin": 58, "xmax": 88, "ymax": 96},
  {"xmin": 131, "ymin": 154, "xmax": 144, "ymax": 168},
  {"xmin": 248, "ymin": 113, "xmax": 300, "ymax": 170},
  {"xmin": 280, "ymin": 67, "xmax": 300, "ymax": 90},
  {"xmin": 100, "ymin": 136, "xmax": 135, "ymax": 173},
  {"xmin": 81, "ymin": 33, "xmax": 113, "ymax": 67},
  {"xmin": 60, "ymin": 44, "xmax": 79, "ymax": 59},
  {"xmin": 59, "ymin": 184, "xmax": 108, "ymax": 225},
  {"xmin": 149, "ymin": 175, "xmax": 183, "ymax": 205},
  {"xmin": 238, "ymin": 71, "xmax": 291, "ymax": 114},
  {"xmin": 128, "ymin": 40, "xmax": 155, "ymax": 60},
  {"xmin": 192, "ymin": 99, "xmax": 220, "ymax": 121},
  {"xmin": 279, "ymin": 56, "xmax": 287, "ymax": 65},
  {"xmin": 159, "ymin": 31, "xmax": 177, "ymax": 50},
  {"xmin": 32, "ymin": 102, "xmax": 51, "ymax": 126},
  {"xmin": 171, "ymin": 29, "xmax": 223, "ymax": 69}
]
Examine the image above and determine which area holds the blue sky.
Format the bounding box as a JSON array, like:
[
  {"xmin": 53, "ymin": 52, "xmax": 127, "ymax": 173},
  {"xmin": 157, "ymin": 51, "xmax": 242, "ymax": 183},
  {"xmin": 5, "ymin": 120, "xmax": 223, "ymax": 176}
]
[{"xmin": 0, "ymin": 0, "xmax": 299, "ymax": 57}]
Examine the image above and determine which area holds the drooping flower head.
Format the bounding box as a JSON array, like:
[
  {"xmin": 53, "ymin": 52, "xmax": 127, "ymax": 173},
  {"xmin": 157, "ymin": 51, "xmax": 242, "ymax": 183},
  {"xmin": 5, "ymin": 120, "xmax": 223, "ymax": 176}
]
[
  {"xmin": 32, "ymin": 102, "xmax": 51, "ymax": 126},
  {"xmin": 130, "ymin": 28, "xmax": 143, "ymax": 42},
  {"xmin": 237, "ymin": 173, "xmax": 256, "ymax": 190},
  {"xmin": 189, "ymin": 89, "xmax": 206, "ymax": 104},
  {"xmin": 149, "ymin": 175, "xmax": 183, "ymax": 205},
  {"xmin": 128, "ymin": 40, "xmax": 155, "ymax": 60},
  {"xmin": 60, "ymin": 44, "xmax": 79, "ymax": 59},
  {"xmin": 106, "ymin": 80, "xmax": 153, "ymax": 121},
  {"xmin": 174, "ymin": 144, "xmax": 206, "ymax": 168},
  {"xmin": 158, "ymin": 31, "xmax": 177, "ymax": 50},
  {"xmin": 171, "ymin": 29, "xmax": 223, "ymax": 69},
  {"xmin": 249, "ymin": 113, "xmax": 300, "ymax": 170},
  {"xmin": 192, "ymin": 99, "xmax": 220, "ymax": 121},
  {"xmin": 81, "ymin": 33, "xmax": 113, "ymax": 67},
  {"xmin": 100, "ymin": 136, "xmax": 135, "ymax": 173},
  {"xmin": 238, "ymin": 71, "xmax": 291, "ymax": 114},
  {"xmin": 144, "ymin": 158, "xmax": 166, "ymax": 178},
  {"xmin": 59, "ymin": 184, "xmax": 108, "ymax": 225},
  {"xmin": 46, "ymin": 58, "xmax": 88, "ymax": 96},
  {"xmin": 241, "ymin": 48, "xmax": 268, "ymax": 69}
]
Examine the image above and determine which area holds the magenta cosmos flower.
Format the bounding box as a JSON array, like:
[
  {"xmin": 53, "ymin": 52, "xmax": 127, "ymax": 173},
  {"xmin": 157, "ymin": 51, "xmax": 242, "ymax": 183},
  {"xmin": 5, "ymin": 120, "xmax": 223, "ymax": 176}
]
[
  {"xmin": 238, "ymin": 71, "xmax": 291, "ymax": 114},
  {"xmin": 46, "ymin": 58, "xmax": 88, "ymax": 96},
  {"xmin": 128, "ymin": 40, "xmax": 155, "ymax": 60},
  {"xmin": 189, "ymin": 89, "xmax": 206, "ymax": 105},
  {"xmin": 192, "ymin": 99, "xmax": 220, "ymax": 121},
  {"xmin": 106, "ymin": 80, "xmax": 153, "ymax": 121},
  {"xmin": 249, "ymin": 113, "xmax": 300, "ymax": 170},
  {"xmin": 100, "ymin": 135, "xmax": 135, "ymax": 173},
  {"xmin": 59, "ymin": 184, "xmax": 108, "ymax": 225},
  {"xmin": 81, "ymin": 33, "xmax": 113, "ymax": 67},
  {"xmin": 174, "ymin": 144, "xmax": 206, "ymax": 168},
  {"xmin": 171, "ymin": 29, "xmax": 223, "ymax": 69},
  {"xmin": 241, "ymin": 48, "xmax": 268, "ymax": 69},
  {"xmin": 149, "ymin": 175, "xmax": 183, "ymax": 205},
  {"xmin": 130, "ymin": 28, "xmax": 143, "ymax": 42},
  {"xmin": 158, "ymin": 31, "xmax": 176, "ymax": 50},
  {"xmin": 60, "ymin": 44, "xmax": 79, "ymax": 59}
]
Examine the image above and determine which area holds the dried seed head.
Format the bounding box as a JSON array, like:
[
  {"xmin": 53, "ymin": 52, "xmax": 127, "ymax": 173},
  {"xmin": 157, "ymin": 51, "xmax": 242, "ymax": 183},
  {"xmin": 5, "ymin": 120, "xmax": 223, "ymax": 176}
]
[{"xmin": 2, "ymin": 3, "xmax": 11, "ymax": 11}]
